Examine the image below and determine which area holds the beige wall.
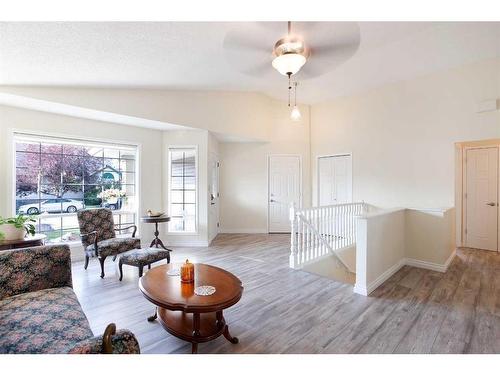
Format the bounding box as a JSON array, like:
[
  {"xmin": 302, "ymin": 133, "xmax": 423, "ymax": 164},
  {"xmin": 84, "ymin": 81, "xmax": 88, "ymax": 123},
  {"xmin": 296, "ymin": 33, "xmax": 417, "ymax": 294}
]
[
  {"xmin": 0, "ymin": 87, "xmax": 274, "ymax": 142},
  {"xmin": 405, "ymin": 207, "xmax": 456, "ymax": 265},
  {"xmin": 219, "ymin": 101, "xmax": 311, "ymax": 233},
  {"xmin": 311, "ymin": 58, "xmax": 500, "ymax": 209},
  {"xmin": 355, "ymin": 209, "xmax": 406, "ymax": 296}
]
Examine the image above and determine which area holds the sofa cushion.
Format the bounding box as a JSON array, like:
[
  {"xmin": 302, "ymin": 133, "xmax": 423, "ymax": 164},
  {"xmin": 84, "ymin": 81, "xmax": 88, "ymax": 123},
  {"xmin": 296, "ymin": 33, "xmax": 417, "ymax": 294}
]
[
  {"xmin": 86, "ymin": 237, "xmax": 141, "ymax": 258},
  {"xmin": 0, "ymin": 287, "xmax": 93, "ymax": 354},
  {"xmin": 0, "ymin": 244, "xmax": 72, "ymax": 300}
]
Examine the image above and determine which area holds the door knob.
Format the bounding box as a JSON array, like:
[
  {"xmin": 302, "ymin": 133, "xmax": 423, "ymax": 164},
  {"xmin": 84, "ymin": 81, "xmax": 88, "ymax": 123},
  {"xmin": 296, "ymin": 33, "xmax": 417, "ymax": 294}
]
[
  {"xmin": 270, "ymin": 199, "xmax": 275, "ymax": 203},
  {"xmin": 486, "ymin": 202, "xmax": 496, "ymax": 206}
]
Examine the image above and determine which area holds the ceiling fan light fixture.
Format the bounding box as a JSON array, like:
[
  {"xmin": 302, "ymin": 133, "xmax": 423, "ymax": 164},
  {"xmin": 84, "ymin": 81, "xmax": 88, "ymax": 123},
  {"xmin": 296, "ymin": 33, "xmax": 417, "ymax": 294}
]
[{"xmin": 272, "ymin": 53, "xmax": 307, "ymax": 76}]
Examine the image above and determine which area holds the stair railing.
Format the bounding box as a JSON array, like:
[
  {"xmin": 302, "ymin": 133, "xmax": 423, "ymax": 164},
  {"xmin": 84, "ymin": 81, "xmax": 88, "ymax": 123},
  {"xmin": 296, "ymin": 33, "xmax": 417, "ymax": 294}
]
[{"xmin": 289, "ymin": 202, "xmax": 366, "ymax": 269}]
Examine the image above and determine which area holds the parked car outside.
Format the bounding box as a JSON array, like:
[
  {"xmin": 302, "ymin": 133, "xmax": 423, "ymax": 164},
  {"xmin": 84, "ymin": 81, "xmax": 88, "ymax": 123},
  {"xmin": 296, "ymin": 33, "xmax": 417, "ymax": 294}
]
[
  {"xmin": 102, "ymin": 197, "xmax": 123, "ymax": 211},
  {"xmin": 18, "ymin": 199, "xmax": 84, "ymax": 215}
]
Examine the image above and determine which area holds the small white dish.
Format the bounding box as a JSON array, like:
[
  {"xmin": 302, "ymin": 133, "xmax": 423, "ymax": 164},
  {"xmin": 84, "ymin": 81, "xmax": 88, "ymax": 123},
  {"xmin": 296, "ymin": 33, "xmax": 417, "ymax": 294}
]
[
  {"xmin": 166, "ymin": 269, "xmax": 180, "ymax": 276},
  {"xmin": 194, "ymin": 285, "xmax": 216, "ymax": 296}
]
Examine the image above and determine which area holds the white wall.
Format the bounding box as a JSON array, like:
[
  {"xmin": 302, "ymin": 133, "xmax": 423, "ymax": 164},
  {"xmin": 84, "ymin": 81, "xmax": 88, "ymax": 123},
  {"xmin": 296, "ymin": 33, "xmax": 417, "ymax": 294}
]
[
  {"xmin": 0, "ymin": 87, "xmax": 274, "ymax": 142},
  {"xmin": 0, "ymin": 105, "xmax": 164, "ymax": 260},
  {"xmin": 219, "ymin": 101, "xmax": 311, "ymax": 233},
  {"xmin": 311, "ymin": 58, "xmax": 500, "ymax": 209},
  {"xmin": 354, "ymin": 209, "xmax": 406, "ymax": 296},
  {"xmin": 405, "ymin": 207, "xmax": 456, "ymax": 267}
]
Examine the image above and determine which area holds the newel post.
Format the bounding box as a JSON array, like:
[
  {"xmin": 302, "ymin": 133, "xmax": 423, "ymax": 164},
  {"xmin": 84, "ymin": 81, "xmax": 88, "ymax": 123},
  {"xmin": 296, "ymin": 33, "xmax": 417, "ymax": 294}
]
[{"xmin": 289, "ymin": 202, "xmax": 298, "ymax": 268}]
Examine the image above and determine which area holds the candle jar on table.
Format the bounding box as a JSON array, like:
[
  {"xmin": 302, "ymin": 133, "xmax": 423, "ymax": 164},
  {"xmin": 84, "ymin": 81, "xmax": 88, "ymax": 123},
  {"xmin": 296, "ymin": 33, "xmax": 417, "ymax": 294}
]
[
  {"xmin": 180, "ymin": 259, "xmax": 194, "ymax": 283},
  {"xmin": 181, "ymin": 282, "xmax": 194, "ymax": 297}
]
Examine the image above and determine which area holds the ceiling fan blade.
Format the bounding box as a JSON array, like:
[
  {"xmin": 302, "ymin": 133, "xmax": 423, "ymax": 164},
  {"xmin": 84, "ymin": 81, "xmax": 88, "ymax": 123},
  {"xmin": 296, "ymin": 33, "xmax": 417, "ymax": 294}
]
[
  {"xmin": 223, "ymin": 35, "xmax": 270, "ymax": 53},
  {"xmin": 309, "ymin": 41, "xmax": 360, "ymax": 60},
  {"xmin": 241, "ymin": 61, "xmax": 274, "ymax": 77}
]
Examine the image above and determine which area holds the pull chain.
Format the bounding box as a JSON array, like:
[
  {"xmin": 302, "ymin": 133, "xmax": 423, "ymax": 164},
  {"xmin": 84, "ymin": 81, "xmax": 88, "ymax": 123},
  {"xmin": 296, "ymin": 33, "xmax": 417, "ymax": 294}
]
[
  {"xmin": 288, "ymin": 73, "xmax": 292, "ymax": 107},
  {"xmin": 294, "ymin": 82, "xmax": 298, "ymax": 106}
]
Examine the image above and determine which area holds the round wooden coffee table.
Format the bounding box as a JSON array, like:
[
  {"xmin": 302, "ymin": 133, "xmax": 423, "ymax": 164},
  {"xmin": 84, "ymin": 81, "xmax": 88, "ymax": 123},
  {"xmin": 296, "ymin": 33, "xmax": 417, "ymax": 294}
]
[{"xmin": 139, "ymin": 263, "xmax": 243, "ymax": 354}]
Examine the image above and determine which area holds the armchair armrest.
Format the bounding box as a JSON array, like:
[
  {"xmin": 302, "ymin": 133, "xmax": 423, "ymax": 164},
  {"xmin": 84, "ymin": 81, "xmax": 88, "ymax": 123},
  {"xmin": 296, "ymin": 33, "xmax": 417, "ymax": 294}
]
[
  {"xmin": 80, "ymin": 231, "xmax": 98, "ymax": 256},
  {"xmin": 67, "ymin": 323, "xmax": 140, "ymax": 354},
  {"xmin": 114, "ymin": 225, "xmax": 137, "ymax": 238},
  {"xmin": 0, "ymin": 244, "xmax": 72, "ymax": 300}
]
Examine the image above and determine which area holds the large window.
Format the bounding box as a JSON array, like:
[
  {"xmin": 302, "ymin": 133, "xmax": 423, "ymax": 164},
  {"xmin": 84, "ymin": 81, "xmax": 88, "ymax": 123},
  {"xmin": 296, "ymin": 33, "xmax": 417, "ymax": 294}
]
[
  {"xmin": 168, "ymin": 148, "xmax": 196, "ymax": 233},
  {"xmin": 14, "ymin": 134, "xmax": 138, "ymax": 243}
]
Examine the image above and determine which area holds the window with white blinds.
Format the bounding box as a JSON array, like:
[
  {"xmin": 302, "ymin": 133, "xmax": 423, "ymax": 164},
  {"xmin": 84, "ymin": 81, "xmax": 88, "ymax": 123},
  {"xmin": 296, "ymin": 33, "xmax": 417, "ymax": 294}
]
[{"xmin": 168, "ymin": 148, "xmax": 197, "ymax": 233}]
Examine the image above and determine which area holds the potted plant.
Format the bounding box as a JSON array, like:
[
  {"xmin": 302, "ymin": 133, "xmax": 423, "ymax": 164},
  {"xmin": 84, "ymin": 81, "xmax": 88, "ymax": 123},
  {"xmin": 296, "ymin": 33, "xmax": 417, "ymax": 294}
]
[{"xmin": 0, "ymin": 214, "xmax": 36, "ymax": 241}]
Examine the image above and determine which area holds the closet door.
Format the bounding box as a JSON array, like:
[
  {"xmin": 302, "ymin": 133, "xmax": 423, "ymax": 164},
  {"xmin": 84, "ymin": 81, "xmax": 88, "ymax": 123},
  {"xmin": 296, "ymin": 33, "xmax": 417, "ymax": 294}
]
[
  {"xmin": 465, "ymin": 147, "xmax": 498, "ymax": 251},
  {"xmin": 318, "ymin": 155, "xmax": 352, "ymax": 206}
]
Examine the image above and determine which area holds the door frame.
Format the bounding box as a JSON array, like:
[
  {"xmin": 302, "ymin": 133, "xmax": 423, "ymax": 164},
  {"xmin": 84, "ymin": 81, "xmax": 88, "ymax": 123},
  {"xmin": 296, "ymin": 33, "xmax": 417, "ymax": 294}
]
[
  {"xmin": 208, "ymin": 151, "xmax": 220, "ymax": 243},
  {"xmin": 316, "ymin": 153, "xmax": 353, "ymax": 207},
  {"xmin": 267, "ymin": 154, "xmax": 302, "ymax": 233},
  {"xmin": 462, "ymin": 145, "xmax": 499, "ymax": 251}
]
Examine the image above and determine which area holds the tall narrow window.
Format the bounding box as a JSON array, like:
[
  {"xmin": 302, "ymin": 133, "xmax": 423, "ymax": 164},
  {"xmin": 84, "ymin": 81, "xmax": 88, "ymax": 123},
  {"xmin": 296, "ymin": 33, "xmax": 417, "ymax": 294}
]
[
  {"xmin": 168, "ymin": 148, "xmax": 197, "ymax": 233},
  {"xmin": 14, "ymin": 133, "xmax": 138, "ymax": 243}
]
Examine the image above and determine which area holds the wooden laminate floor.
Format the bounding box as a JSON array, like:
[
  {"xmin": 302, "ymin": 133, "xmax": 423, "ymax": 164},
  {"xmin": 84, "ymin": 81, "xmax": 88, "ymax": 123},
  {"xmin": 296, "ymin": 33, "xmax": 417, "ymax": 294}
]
[{"xmin": 72, "ymin": 234, "xmax": 500, "ymax": 354}]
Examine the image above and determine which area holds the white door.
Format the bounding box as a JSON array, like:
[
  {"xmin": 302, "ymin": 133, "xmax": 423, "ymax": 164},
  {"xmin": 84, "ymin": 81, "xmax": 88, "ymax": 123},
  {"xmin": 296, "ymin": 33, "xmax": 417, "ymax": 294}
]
[
  {"xmin": 318, "ymin": 155, "xmax": 352, "ymax": 206},
  {"xmin": 208, "ymin": 153, "xmax": 220, "ymax": 242},
  {"xmin": 268, "ymin": 155, "xmax": 301, "ymax": 233},
  {"xmin": 465, "ymin": 147, "xmax": 498, "ymax": 251}
]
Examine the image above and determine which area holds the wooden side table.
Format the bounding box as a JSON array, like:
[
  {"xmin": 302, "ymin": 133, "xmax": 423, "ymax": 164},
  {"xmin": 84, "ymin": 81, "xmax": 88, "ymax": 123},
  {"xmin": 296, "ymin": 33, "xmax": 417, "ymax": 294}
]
[
  {"xmin": 140, "ymin": 215, "xmax": 172, "ymax": 262},
  {"xmin": 0, "ymin": 234, "xmax": 47, "ymax": 251}
]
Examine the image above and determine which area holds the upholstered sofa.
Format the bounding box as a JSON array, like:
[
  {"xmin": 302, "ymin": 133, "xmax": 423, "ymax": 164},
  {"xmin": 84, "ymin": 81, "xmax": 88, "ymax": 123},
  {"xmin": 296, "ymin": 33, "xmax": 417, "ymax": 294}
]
[{"xmin": 0, "ymin": 244, "xmax": 140, "ymax": 354}]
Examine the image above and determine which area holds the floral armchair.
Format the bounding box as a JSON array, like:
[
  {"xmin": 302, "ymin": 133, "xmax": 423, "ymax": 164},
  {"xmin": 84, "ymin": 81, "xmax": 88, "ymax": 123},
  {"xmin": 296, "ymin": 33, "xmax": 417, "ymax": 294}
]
[
  {"xmin": 0, "ymin": 244, "xmax": 140, "ymax": 354},
  {"xmin": 77, "ymin": 208, "xmax": 141, "ymax": 278}
]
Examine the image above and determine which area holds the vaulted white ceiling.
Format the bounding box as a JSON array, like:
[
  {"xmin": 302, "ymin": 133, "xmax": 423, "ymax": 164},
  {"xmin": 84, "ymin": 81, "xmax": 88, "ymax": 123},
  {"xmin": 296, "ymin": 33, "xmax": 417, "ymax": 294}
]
[{"xmin": 1, "ymin": 22, "xmax": 499, "ymax": 103}]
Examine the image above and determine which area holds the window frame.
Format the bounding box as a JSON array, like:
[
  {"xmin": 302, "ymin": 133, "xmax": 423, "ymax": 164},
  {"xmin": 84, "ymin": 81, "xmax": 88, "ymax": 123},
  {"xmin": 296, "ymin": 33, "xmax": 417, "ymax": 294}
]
[
  {"xmin": 167, "ymin": 146, "xmax": 198, "ymax": 234},
  {"xmin": 11, "ymin": 131, "xmax": 141, "ymax": 245}
]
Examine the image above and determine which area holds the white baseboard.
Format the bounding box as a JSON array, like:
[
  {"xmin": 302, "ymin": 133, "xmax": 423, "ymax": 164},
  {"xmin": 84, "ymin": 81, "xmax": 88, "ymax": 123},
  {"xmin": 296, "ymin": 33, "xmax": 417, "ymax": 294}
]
[
  {"xmin": 219, "ymin": 228, "xmax": 268, "ymax": 234},
  {"xmin": 166, "ymin": 239, "xmax": 209, "ymax": 247},
  {"xmin": 404, "ymin": 249, "xmax": 456, "ymax": 273},
  {"xmin": 353, "ymin": 259, "xmax": 406, "ymax": 296}
]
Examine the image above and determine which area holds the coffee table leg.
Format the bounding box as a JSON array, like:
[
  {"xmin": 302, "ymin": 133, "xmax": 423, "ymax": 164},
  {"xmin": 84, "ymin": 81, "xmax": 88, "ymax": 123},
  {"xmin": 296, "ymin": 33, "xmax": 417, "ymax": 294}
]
[
  {"xmin": 219, "ymin": 311, "xmax": 239, "ymax": 344},
  {"xmin": 216, "ymin": 311, "xmax": 224, "ymax": 329},
  {"xmin": 191, "ymin": 313, "xmax": 201, "ymax": 354},
  {"xmin": 147, "ymin": 308, "xmax": 157, "ymax": 322}
]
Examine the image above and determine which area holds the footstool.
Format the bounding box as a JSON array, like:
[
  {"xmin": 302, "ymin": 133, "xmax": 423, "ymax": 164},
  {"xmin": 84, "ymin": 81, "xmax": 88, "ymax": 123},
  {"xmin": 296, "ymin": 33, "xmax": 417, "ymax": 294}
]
[{"xmin": 118, "ymin": 248, "xmax": 171, "ymax": 281}]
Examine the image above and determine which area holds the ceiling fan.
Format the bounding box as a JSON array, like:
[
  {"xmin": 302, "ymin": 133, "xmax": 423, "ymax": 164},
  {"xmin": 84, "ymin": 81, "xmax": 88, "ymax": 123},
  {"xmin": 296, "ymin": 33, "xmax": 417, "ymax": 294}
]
[{"xmin": 223, "ymin": 22, "xmax": 361, "ymax": 80}]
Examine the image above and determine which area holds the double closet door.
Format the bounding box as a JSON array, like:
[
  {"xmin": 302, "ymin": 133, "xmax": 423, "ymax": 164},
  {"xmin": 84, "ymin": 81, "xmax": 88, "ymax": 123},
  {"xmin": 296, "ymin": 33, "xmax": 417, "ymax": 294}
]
[{"xmin": 318, "ymin": 155, "xmax": 352, "ymax": 206}]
